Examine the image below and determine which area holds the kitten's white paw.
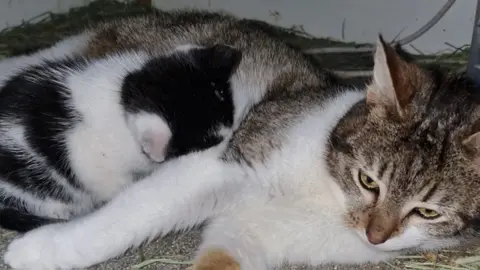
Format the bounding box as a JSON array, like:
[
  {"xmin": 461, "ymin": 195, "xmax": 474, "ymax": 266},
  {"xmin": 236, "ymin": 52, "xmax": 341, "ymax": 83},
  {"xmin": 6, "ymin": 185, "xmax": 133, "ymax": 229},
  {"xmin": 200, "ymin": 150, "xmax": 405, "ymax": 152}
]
[{"xmin": 4, "ymin": 225, "xmax": 79, "ymax": 270}]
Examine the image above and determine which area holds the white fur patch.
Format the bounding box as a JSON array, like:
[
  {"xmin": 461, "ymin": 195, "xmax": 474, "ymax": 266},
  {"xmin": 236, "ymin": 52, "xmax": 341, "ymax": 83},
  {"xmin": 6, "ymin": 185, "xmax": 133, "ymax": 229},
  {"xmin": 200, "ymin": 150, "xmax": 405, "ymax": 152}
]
[
  {"xmin": 173, "ymin": 44, "xmax": 202, "ymax": 53},
  {"xmin": 64, "ymin": 52, "xmax": 154, "ymax": 201},
  {"xmin": 374, "ymin": 226, "xmax": 426, "ymax": 252}
]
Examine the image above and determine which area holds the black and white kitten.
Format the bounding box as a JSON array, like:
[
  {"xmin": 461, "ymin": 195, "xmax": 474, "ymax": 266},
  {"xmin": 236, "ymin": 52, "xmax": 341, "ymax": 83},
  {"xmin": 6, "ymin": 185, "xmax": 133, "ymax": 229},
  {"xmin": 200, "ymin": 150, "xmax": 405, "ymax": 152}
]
[{"xmin": 0, "ymin": 44, "xmax": 240, "ymax": 232}]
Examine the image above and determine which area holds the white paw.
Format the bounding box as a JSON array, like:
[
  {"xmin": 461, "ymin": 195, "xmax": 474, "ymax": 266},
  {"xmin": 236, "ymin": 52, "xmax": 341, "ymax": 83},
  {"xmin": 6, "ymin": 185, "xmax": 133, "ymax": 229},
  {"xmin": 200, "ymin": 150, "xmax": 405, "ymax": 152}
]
[{"xmin": 4, "ymin": 224, "xmax": 79, "ymax": 270}]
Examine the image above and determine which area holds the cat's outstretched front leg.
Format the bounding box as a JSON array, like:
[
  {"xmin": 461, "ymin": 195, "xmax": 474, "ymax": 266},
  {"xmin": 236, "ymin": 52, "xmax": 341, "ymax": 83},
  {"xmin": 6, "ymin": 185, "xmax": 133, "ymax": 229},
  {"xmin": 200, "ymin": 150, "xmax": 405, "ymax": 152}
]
[
  {"xmin": 4, "ymin": 144, "xmax": 245, "ymax": 270},
  {"xmin": 190, "ymin": 198, "xmax": 392, "ymax": 270}
]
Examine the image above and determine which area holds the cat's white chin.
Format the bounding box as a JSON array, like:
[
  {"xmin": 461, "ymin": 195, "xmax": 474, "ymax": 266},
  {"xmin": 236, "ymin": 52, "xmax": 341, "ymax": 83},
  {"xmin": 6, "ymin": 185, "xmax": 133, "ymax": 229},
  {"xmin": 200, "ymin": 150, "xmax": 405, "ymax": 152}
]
[{"xmin": 354, "ymin": 227, "xmax": 426, "ymax": 252}]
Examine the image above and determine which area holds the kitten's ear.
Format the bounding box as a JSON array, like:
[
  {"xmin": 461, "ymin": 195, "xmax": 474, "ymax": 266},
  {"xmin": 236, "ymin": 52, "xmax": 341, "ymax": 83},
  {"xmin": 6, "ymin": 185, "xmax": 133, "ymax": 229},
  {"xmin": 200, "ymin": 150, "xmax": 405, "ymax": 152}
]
[
  {"xmin": 367, "ymin": 35, "xmax": 423, "ymax": 116},
  {"xmin": 204, "ymin": 44, "xmax": 242, "ymax": 75}
]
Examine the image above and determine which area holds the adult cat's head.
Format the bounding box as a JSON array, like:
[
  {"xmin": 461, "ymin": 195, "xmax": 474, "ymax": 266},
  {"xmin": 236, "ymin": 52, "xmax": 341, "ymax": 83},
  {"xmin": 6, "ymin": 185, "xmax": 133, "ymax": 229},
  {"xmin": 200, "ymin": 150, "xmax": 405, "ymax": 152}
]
[{"xmin": 328, "ymin": 36, "xmax": 480, "ymax": 253}]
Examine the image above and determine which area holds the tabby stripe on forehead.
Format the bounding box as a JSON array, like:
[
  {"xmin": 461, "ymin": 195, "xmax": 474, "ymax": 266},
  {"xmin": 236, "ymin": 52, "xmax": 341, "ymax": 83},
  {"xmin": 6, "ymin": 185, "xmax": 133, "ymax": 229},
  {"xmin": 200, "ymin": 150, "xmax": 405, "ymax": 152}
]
[
  {"xmin": 437, "ymin": 133, "xmax": 449, "ymax": 168},
  {"xmin": 377, "ymin": 161, "xmax": 389, "ymax": 180},
  {"xmin": 407, "ymin": 157, "xmax": 425, "ymax": 180},
  {"xmin": 405, "ymin": 156, "xmax": 430, "ymax": 191},
  {"xmin": 405, "ymin": 158, "xmax": 416, "ymax": 177},
  {"xmin": 362, "ymin": 149, "xmax": 375, "ymax": 168},
  {"xmin": 421, "ymin": 182, "xmax": 438, "ymax": 202},
  {"xmin": 388, "ymin": 162, "xmax": 397, "ymax": 182}
]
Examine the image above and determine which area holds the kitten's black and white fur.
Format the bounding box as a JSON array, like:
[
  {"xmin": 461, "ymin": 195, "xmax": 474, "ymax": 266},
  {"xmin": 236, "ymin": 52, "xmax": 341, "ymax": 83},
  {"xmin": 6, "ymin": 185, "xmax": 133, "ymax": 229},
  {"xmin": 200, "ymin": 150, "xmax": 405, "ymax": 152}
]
[{"xmin": 0, "ymin": 44, "xmax": 239, "ymax": 232}]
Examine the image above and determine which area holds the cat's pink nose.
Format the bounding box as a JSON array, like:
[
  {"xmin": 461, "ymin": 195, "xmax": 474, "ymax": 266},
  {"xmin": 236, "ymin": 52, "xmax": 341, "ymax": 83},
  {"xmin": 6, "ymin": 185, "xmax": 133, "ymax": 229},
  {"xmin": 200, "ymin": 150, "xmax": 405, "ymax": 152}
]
[
  {"xmin": 365, "ymin": 212, "xmax": 398, "ymax": 245},
  {"xmin": 366, "ymin": 229, "xmax": 388, "ymax": 245}
]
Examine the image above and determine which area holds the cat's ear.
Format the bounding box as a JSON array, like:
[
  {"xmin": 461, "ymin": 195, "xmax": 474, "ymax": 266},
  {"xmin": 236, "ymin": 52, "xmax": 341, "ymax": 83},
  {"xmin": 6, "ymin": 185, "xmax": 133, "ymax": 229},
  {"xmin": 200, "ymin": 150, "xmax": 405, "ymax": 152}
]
[
  {"xmin": 463, "ymin": 129, "xmax": 480, "ymax": 176},
  {"xmin": 463, "ymin": 132, "xmax": 480, "ymax": 152},
  {"xmin": 203, "ymin": 44, "xmax": 242, "ymax": 75},
  {"xmin": 463, "ymin": 120, "xmax": 480, "ymax": 153},
  {"xmin": 367, "ymin": 35, "xmax": 423, "ymax": 117}
]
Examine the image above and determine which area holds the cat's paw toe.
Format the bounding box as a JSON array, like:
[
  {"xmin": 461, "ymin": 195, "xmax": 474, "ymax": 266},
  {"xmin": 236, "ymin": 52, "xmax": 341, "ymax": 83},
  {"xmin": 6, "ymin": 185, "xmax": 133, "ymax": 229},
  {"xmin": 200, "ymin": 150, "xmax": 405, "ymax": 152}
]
[
  {"xmin": 4, "ymin": 226, "xmax": 66, "ymax": 269},
  {"xmin": 192, "ymin": 249, "xmax": 240, "ymax": 270}
]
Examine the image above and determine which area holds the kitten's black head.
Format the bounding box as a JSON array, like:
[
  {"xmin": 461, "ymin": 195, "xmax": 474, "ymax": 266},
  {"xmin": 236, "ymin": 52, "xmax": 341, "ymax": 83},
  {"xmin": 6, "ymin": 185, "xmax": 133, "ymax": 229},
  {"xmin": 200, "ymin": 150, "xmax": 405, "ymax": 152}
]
[{"xmin": 121, "ymin": 44, "xmax": 242, "ymax": 158}]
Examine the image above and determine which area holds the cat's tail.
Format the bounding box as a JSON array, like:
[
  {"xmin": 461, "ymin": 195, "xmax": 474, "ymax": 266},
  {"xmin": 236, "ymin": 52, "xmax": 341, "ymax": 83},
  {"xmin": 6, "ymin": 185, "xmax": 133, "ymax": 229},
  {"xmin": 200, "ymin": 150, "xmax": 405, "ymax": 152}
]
[{"xmin": 0, "ymin": 208, "xmax": 67, "ymax": 233}]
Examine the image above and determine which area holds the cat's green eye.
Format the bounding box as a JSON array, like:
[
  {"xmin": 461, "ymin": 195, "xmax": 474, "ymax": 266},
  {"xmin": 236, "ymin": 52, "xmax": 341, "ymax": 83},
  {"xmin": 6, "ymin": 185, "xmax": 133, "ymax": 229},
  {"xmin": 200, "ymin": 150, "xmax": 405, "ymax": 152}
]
[
  {"xmin": 358, "ymin": 171, "xmax": 379, "ymax": 191},
  {"xmin": 415, "ymin": 207, "xmax": 440, "ymax": 219}
]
